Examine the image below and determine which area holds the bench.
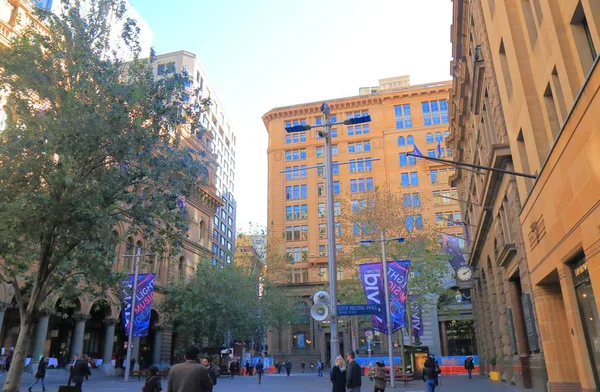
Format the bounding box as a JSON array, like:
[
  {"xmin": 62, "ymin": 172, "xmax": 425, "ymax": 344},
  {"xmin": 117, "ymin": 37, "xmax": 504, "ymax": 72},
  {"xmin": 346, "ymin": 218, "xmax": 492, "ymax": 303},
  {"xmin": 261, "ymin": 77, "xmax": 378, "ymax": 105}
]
[{"xmin": 384, "ymin": 373, "xmax": 415, "ymax": 387}]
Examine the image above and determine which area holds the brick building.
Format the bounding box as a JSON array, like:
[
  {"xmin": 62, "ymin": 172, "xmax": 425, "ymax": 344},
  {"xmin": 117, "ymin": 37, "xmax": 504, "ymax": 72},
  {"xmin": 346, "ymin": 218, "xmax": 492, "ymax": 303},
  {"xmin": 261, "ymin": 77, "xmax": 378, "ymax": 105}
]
[{"xmin": 450, "ymin": 1, "xmax": 600, "ymax": 391}]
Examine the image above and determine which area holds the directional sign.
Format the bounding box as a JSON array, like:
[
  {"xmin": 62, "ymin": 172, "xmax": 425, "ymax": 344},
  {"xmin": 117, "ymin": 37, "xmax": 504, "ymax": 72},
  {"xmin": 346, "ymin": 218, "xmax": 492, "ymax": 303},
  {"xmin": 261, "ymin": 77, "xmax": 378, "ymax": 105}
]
[{"xmin": 337, "ymin": 304, "xmax": 382, "ymax": 316}]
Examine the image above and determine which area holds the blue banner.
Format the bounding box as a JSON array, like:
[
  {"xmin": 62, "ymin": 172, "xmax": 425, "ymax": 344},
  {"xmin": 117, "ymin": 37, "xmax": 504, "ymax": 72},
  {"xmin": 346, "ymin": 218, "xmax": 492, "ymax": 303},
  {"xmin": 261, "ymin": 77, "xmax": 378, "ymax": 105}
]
[
  {"xmin": 360, "ymin": 260, "xmax": 410, "ymax": 334},
  {"xmin": 122, "ymin": 273, "xmax": 155, "ymax": 337}
]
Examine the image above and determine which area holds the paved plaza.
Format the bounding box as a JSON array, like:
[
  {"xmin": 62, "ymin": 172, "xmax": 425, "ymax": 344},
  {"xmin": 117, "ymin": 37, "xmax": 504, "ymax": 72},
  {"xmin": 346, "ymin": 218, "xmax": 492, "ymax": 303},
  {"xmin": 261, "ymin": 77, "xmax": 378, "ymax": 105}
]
[{"xmin": 5, "ymin": 369, "xmax": 519, "ymax": 392}]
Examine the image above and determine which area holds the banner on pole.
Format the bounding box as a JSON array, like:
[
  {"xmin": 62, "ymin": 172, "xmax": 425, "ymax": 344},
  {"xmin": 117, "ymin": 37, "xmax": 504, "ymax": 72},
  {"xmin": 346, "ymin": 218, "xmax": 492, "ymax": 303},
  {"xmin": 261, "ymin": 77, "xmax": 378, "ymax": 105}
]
[
  {"xmin": 122, "ymin": 273, "xmax": 155, "ymax": 337},
  {"xmin": 441, "ymin": 234, "xmax": 466, "ymax": 268},
  {"xmin": 409, "ymin": 296, "xmax": 423, "ymax": 337},
  {"xmin": 359, "ymin": 260, "xmax": 410, "ymax": 335}
]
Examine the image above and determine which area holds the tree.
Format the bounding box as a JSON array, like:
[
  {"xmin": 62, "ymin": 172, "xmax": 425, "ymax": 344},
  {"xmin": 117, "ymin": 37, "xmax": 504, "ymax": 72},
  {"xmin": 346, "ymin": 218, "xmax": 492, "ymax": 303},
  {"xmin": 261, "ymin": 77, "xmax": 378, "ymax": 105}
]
[{"xmin": 0, "ymin": 1, "xmax": 210, "ymax": 390}]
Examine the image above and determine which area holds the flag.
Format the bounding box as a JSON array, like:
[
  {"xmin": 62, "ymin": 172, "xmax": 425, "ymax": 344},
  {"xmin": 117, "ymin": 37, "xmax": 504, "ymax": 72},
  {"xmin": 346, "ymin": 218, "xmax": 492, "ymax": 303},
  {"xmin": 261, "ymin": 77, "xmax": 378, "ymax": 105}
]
[
  {"xmin": 412, "ymin": 144, "xmax": 424, "ymax": 158},
  {"xmin": 122, "ymin": 274, "xmax": 156, "ymax": 337},
  {"xmin": 436, "ymin": 140, "xmax": 443, "ymax": 158}
]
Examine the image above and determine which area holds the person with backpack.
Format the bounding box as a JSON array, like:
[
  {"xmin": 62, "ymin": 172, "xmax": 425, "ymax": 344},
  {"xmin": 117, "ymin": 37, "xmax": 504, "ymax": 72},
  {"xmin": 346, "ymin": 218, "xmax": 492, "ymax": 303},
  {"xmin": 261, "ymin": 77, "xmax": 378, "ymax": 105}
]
[
  {"xmin": 464, "ymin": 356, "xmax": 474, "ymax": 379},
  {"xmin": 255, "ymin": 359, "xmax": 264, "ymax": 384},
  {"xmin": 28, "ymin": 356, "xmax": 47, "ymax": 391},
  {"xmin": 142, "ymin": 366, "xmax": 163, "ymax": 392}
]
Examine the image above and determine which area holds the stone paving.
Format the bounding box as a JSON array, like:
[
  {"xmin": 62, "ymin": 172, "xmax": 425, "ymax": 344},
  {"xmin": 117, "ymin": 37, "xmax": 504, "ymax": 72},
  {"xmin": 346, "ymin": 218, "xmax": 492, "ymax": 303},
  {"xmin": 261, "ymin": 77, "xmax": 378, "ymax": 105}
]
[{"xmin": 2, "ymin": 369, "xmax": 520, "ymax": 392}]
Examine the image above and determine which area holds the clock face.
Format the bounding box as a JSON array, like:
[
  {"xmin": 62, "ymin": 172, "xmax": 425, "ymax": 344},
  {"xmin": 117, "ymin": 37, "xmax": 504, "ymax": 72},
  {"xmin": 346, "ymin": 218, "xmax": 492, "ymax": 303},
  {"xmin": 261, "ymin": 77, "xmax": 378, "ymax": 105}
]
[{"xmin": 457, "ymin": 266, "xmax": 473, "ymax": 281}]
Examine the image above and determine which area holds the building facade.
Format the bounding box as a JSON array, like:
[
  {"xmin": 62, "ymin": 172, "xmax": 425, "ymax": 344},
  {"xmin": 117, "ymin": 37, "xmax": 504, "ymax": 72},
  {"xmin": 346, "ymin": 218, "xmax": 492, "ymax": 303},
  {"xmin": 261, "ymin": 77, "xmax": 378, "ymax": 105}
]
[
  {"xmin": 154, "ymin": 51, "xmax": 238, "ymax": 266},
  {"xmin": 263, "ymin": 78, "xmax": 473, "ymax": 363},
  {"xmin": 0, "ymin": 10, "xmax": 224, "ymax": 372},
  {"xmin": 450, "ymin": 1, "xmax": 600, "ymax": 391}
]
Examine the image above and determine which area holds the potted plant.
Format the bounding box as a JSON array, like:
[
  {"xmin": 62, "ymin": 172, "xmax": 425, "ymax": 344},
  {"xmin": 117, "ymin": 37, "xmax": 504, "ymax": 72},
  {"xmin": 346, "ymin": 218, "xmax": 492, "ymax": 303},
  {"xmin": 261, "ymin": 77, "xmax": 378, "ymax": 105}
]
[{"xmin": 489, "ymin": 355, "xmax": 500, "ymax": 381}]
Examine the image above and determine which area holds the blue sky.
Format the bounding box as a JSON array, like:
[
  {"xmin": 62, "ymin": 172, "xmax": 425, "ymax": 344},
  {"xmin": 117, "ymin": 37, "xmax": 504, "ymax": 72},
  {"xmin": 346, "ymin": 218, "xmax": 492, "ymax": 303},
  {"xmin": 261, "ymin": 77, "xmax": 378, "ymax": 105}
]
[{"xmin": 129, "ymin": 0, "xmax": 453, "ymax": 232}]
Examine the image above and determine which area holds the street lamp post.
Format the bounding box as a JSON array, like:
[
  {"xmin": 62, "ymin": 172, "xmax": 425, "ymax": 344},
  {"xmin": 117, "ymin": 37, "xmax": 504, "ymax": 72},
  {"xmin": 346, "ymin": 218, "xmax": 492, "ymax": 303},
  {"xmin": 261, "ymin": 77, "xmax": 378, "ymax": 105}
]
[
  {"xmin": 361, "ymin": 234, "xmax": 406, "ymax": 388},
  {"xmin": 285, "ymin": 104, "xmax": 371, "ymax": 364}
]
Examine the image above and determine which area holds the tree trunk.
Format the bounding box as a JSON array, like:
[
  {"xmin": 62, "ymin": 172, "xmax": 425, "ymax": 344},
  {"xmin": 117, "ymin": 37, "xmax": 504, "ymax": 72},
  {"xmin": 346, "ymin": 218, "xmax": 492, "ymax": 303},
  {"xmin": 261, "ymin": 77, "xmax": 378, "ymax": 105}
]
[{"xmin": 2, "ymin": 315, "xmax": 35, "ymax": 392}]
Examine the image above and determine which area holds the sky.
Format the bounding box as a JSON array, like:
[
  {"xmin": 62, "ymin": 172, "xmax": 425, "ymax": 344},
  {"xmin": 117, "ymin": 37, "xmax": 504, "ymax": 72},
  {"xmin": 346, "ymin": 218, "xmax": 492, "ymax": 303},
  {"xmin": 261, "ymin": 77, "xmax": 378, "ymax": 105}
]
[{"xmin": 129, "ymin": 0, "xmax": 453, "ymax": 233}]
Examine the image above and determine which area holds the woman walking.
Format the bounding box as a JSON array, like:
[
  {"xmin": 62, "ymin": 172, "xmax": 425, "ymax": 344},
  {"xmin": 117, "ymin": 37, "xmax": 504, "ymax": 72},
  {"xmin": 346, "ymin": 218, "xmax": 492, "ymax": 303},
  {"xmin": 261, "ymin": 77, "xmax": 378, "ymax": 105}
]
[
  {"xmin": 142, "ymin": 366, "xmax": 162, "ymax": 392},
  {"xmin": 28, "ymin": 356, "xmax": 47, "ymax": 392},
  {"xmin": 422, "ymin": 357, "xmax": 441, "ymax": 392},
  {"xmin": 373, "ymin": 361, "xmax": 386, "ymax": 392},
  {"xmin": 330, "ymin": 355, "xmax": 346, "ymax": 392}
]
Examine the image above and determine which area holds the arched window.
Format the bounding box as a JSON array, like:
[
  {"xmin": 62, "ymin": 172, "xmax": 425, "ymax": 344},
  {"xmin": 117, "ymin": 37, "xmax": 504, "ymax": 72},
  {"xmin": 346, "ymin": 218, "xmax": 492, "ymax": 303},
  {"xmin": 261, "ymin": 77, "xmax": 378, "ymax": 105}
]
[
  {"xmin": 407, "ymin": 135, "xmax": 414, "ymax": 145},
  {"xmin": 178, "ymin": 256, "xmax": 186, "ymax": 282},
  {"xmin": 435, "ymin": 132, "xmax": 443, "ymax": 142},
  {"xmin": 397, "ymin": 136, "xmax": 405, "ymax": 146},
  {"xmin": 295, "ymin": 301, "xmax": 310, "ymax": 324},
  {"xmin": 444, "ymin": 130, "xmax": 450, "ymax": 138},
  {"xmin": 124, "ymin": 237, "xmax": 134, "ymax": 271},
  {"xmin": 426, "ymin": 133, "xmax": 434, "ymax": 143}
]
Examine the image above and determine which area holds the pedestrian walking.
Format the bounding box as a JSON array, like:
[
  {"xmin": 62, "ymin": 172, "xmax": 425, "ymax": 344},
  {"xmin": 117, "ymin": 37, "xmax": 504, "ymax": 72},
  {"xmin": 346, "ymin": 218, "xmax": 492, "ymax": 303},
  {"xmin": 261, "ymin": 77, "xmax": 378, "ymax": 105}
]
[
  {"xmin": 317, "ymin": 360, "xmax": 323, "ymax": 377},
  {"xmin": 229, "ymin": 360, "xmax": 237, "ymax": 379},
  {"xmin": 285, "ymin": 360, "xmax": 292, "ymax": 377},
  {"xmin": 330, "ymin": 355, "xmax": 346, "ymax": 392},
  {"xmin": 67, "ymin": 354, "xmax": 78, "ymax": 385},
  {"xmin": 71, "ymin": 354, "xmax": 92, "ymax": 391},
  {"xmin": 464, "ymin": 356, "xmax": 474, "ymax": 379},
  {"xmin": 201, "ymin": 357, "xmax": 217, "ymax": 387},
  {"xmin": 345, "ymin": 351, "xmax": 362, "ymax": 392},
  {"xmin": 5, "ymin": 349, "xmax": 12, "ymax": 373},
  {"xmin": 422, "ymin": 357, "xmax": 441, "ymax": 392},
  {"xmin": 276, "ymin": 361, "xmax": 282, "ymax": 374},
  {"xmin": 372, "ymin": 361, "xmax": 386, "ymax": 392},
  {"xmin": 166, "ymin": 345, "xmax": 213, "ymax": 392},
  {"xmin": 301, "ymin": 361, "xmax": 306, "ymax": 373},
  {"xmin": 245, "ymin": 359, "xmax": 250, "ymax": 376},
  {"xmin": 28, "ymin": 356, "xmax": 47, "ymax": 391},
  {"xmin": 255, "ymin": 359, "xmax": 264, "ymax": 384},
  {"xmin": 142, "ymin": 366, "xmax": 163, "ymax": 392}
]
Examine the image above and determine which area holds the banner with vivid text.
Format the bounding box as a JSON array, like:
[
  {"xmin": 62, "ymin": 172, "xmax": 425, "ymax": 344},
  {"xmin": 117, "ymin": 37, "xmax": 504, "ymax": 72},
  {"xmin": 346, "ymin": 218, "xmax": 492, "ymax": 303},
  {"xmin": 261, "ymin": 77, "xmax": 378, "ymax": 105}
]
[
  {"xmin": 409, "ymin": 295, "xmax": 423, "ymax": 337},
  {"xmin": 122, "ymin": 273, "xmax": 155, "ymax": 337},
  {"xmin": 359, "ymin": 260, "xmax": 411, "ymax": 334}
]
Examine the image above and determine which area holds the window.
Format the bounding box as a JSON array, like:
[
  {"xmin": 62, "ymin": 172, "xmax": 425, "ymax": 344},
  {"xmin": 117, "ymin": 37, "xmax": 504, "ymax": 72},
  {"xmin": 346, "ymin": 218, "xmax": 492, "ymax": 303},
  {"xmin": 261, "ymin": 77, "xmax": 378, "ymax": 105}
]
[
  {"xmin": 499, "ymin": 39, "xmax": 513, "ymax": 97},
  {"xmin": 346, "ymin": 110, "xmax": 368, "ymax": 119},
  {"xmin": 454, "ymin": 211, "xmax": 462, "ymax": 222},
  {"xmin": 435, "ymin": 132, "xmax": 443, "ymax": 142},
  {"xmin": 571, "ymin": 1, "xmax": 597, "ymax": 74},
  {"xmin": 124, "ymin": 237, "xmax": 134, "ymax": 271},
  {"xmin": 332, "ymin": 162, "xmax": 339, "ymax": 175},
  {"xmin": 286, "ymin": 226, "xmax": 293, "ymax": 241},
  {"xmin": 334, "ymin": 202, "xmax": 341, "ymax": 216},
  {"xmin": 399, "ymin": 153, "xmax": 408, "ymax": 166},
  {"xmin": 337, "ymin": 266, "xmax": 344, "ymax": 280},
  {"xmin": 422, "ymin": 99, "xmax": 449, "ymax": 125},
  {"xmin": 412, "ymin": 193, "xmax": 421, "ymax": 207},
  {"xmin": 227, "ymin": 242, "xmax": 232, "ymax": 251},
  {"xmin": 331, "ymin": 129, "xmax": 338, "ymax": 138},
  {"xmin": 319, "ymin": 267, "xmax": 328, "ymax": 281},
  {"xmin": 444, "ymin": 130, "xmax": 450, "ymax": 138},
  {"xmin": 285, "ymin": 248, "xmax": 293, "ymax": 262},
  {"xmin": 302, "ymin": 246, "xmax": 308, "ymax": 260},
  {"xmin": 293, "ymin": 247, "xmax": 301, "ymax": 262},
  {"xmin": 405, "ymin": 214, "xmax": 423, "ymax": 230},
  {"xmin": 349, "ymin": 158, "xmax": 373, "ymax": 173},
  {"xmin": 348, "ymin": 141, "xmax": 371, "ymax": 153},
  {"xmin": 402, "ymin": 194, "xmax": 421, "ymax": 208},
  {"xmin": 407, "ymin": 135, "xmax": 414, "ymax": 145},
  {"xmin": 439, "ymin": 169, "xmax": 449, "ymax": 184},
  {"xmin": 350, "ymin": 178, "xmax": 374, "ymax": 193},
  {"xmin": 410, "ymin": 172, "xmax": 419, "ymax": 186},
  {"xmin": 318, "ymin": 183, "xmax": 325, "ymax": 197},
  {"xmin": 316, "ymin": 146, "xmax": 324, "ymax": 157},
  {"xmin": 166, "ymin": 62, "xmax": 176, "ymax": 74},
  {"xmin": 398, "ymin": 136, "xmax": 406, "ymax": 146},
  {"xmin": 436, "ymin": 212, "xmax": 444, "ymax": 227},
  {"xmin": 317, "ymin": 163, "xmax": 325, "ymax": 177},
  {"xmin": 427, "ymin": 149, "xmax": 436, "ymax": 158},
  {"xmin": 301, "ymin": 225, "xmax": 308, "ymax": 240},
  {"xmin": 332, "ymin": 145, "xmax": 338, "ymax": 155},
  {"xmin": 333, "ymin": 181, "xmax": 340, "ymax": 195},
  {"xmin": 318, "ymin": 203, "xmax": 326, "ymax": 217},
  {"xmin": 285, "ymin": 132, "xmax": 307, "ymax": 144},
  {"xmin": 316, "ymin": 116, "xmax": 323, "ymax": 125},
  {"xmin": 430, "ymin": 170, "xmax": 438, "ymax": 184},
  {"xmin": 433, "ymin": 190, "xmax": 441, "ymax": 205},
  {"xmin": 319, "ymin": 245, "xmax": 327, "ymax": 256},
  {"xmin": 426, "ymin": 133, "xmax": 434, "ymax": 143},
  {"xmin": 347, "ymin": 124, "xmax": 370, "ymax": 136},
  {"xmin": 294, "ymin": 269, "xmax": 301, "ymax": 283},
  {"xmin": 302, "ymin": 268, "xmax": 308, "ymax": 282},
  {"xmin": 319, "ymin": 223, "xmax": 326, "ymax": 238},
  {"xmin": 336, "ymin": 244, "xmax": 343, "ymax": 254},
  {"xmin": 286, "ymin": 204, "xmax": 308, "ymax": 220},
  {"xmin": 293, "ymin": 226, "xmax": 301, "ymax": 240},
  {"xmin": 335, "ymin": 222, "xmax": 342, "ymax": 237},
  {"xmin": 394, "ymin": 104, "xmax": 412, "ymax": 129},
  {"xmin": 285, "ymin": 149, "xmax": 307, "ymax": 161},
  {"xmin": 285, "ymin": 165, "xmax": 307, "ymax": 180},
  {"xmin": 403, "ymin": 194, "xmax": 412, "ymax": 208}
]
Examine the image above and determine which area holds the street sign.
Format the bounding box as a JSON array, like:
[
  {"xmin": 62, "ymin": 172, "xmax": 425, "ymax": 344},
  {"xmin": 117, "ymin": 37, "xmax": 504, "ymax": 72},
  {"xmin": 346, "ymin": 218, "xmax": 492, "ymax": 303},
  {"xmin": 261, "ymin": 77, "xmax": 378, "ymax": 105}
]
[{"xmin": 337, "ymin": 304, "xmax": 382, "ymax": 316}]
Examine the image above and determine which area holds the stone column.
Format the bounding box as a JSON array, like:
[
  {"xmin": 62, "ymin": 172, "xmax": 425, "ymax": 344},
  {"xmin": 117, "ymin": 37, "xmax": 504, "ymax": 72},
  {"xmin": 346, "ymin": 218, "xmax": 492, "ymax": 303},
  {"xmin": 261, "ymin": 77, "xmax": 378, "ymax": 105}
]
[
  {"xmin": 0, "ymin": 302, "xmax": 11, "ymax": 337},
  {"xmin": 152, "ymin": 326, "xmax": 165, "ymax": 366},
  {"xmin": 99, "ymin": 318, "xmax": 117, "ymax": 375},
  {"xmin": 439, "ymin": 321, "xmax": 449, "ymax": 356},
  {"xmin": 31, "ymin": 310, "xmax": 51, "ymax": 361},
  {"xmin": 70, "ymin": 313, "xmax": 89, "ymax": 358},
  {"xmin": 132, "ymin": 336, "xmax": 141, "ymax": 370}
]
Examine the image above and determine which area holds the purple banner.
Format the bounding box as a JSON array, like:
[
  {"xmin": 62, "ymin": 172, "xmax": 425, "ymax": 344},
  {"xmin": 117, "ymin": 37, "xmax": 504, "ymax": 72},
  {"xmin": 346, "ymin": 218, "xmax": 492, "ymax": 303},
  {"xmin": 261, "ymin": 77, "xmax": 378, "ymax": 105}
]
[
  {"xmin": 360, "ymin": 260, "xmax": 411, "ymax": 335},
  {"xmin": 409, "ymin": 296, "xmax": 423, "ymax": 337},
  {"xmin": 442, "ymin": 234, "xmax": 466, "ymax": 268},
  {"xmin": 122, "ymin": 273, "xmax": 155, "ymax": 337}
]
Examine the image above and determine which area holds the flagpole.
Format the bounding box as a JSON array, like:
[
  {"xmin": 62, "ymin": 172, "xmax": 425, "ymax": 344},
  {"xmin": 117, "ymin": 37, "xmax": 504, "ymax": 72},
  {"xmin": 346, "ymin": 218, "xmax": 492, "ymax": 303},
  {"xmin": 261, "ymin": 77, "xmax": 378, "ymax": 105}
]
[{"xmin": 407, "ymin": 152, "xmax": 537, "ymax": 179}]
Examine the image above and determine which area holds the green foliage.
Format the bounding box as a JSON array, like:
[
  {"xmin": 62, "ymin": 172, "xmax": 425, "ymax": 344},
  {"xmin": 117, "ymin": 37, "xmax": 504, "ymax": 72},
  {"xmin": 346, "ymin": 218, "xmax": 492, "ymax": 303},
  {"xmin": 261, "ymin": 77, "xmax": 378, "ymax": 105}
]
[
  {"xmin": 159, "ymin": 262, "xmax": 298, "ymax": 345},
  {"xmin": 0, "ymin": 1, "xmax": 211, "ymax": 389}
]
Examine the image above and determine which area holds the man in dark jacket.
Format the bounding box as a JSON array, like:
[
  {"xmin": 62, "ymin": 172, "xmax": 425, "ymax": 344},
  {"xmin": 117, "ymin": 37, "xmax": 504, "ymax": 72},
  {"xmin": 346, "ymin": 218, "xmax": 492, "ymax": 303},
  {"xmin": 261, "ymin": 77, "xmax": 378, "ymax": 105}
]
[
  {"xmin": 71, "ymin": 354, "xmax": 92, "ymax": 390},
  {"xmin": 345, "ymin": 351, "xmax": 361, "ymax": 392},
  {"xmin": 255, "ymin": 359, "xmax": 264, "ymax": 384},
  {"xmin": 201, "ymin": 357, "xmax": 217, "ymax": 386},
  {"xmin": 167, "ymin": 346, "xmax": 213, "ymax": 392},
  {"xmin": 464, "ymin": 356, "xmax": 474, "ymax": 379}
]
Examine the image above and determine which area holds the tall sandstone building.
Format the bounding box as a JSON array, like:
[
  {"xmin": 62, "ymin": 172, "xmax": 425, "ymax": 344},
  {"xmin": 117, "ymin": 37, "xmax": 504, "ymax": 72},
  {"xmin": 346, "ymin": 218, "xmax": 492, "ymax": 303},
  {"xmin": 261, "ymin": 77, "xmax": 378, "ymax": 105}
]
[
  {"xmin": 263, "ymin": 78, "xmax": 472, "ymax": 363},
  {"xmin": 450, "ymin": 1, "xmax": 600, "ymax": 391}
]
